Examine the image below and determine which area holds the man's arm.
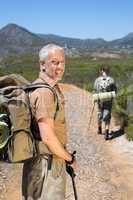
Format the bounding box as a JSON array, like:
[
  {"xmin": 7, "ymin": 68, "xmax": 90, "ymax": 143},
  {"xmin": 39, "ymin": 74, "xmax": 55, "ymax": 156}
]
[
  {"xmin": 38, "ymin": 117, "xmax": 77, "ymax": 169},
  {"xmin": 31, "ymin": 88, "xmax": 77, "ymax": 168},
  {"xmin": 110, "ymin": 77, "xmax": 117, "ymax": 93}
]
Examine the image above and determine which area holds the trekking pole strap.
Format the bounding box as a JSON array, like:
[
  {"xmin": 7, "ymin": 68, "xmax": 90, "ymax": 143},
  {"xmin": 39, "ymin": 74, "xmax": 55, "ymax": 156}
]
[{"xmin": 47, "ymin": 154, "xmax": 53, "ymax": 170}]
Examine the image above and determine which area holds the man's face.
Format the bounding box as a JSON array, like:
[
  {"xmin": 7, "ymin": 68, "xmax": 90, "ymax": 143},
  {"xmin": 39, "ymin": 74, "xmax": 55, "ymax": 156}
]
[{"xmin": 41, "ymin": 49, "xmax": 65, "ymax": 81}]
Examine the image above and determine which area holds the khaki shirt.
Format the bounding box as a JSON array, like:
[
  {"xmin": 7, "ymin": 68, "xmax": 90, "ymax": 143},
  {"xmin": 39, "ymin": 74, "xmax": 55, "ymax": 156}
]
[{"xmin": 30, "ymin": 73, "xmax": 67, "ymax": 155}]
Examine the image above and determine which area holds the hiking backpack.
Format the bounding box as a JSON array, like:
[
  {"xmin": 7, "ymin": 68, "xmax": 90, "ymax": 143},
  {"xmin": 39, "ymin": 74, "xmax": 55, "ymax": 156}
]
[
  {"xmin": 0, "ymin": 74, "xmax": 59, "ymax": 163},
  {"xmin": 94, "ymin": 76, "xmax": 116, "ymax": 93}
]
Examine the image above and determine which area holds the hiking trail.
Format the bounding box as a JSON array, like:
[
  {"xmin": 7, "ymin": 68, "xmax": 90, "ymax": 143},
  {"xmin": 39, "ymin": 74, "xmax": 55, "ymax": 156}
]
[{"xmin": 0, "ymin": 84, "xmax": 133, "ymax": 200}]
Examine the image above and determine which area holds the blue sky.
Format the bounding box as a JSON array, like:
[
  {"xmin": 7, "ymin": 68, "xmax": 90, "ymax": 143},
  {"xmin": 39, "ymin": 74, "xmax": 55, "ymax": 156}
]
[{"xmin": 0, "ymin": 0, "xmax": 133, "ymax": 41}]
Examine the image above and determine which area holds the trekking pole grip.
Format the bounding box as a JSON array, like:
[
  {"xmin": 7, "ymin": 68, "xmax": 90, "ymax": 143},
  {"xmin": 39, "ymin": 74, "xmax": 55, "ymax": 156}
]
[
  {"xmin": 66, "ymin": 150, "xmax": 76, "ymax": 165},
  {"xmin": 66, "ymin": 151, "xmax": 76, "ymax": 177},
  {"xmin": 67, "ymin": 151, "xmax": 78, "ymax": 200}
]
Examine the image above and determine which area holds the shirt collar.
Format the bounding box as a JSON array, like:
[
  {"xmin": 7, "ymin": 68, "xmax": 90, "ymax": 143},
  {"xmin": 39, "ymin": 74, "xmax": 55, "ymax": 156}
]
[{"xmin": 39, "ymin": 72, "xmax": 58, "ymax": 87}]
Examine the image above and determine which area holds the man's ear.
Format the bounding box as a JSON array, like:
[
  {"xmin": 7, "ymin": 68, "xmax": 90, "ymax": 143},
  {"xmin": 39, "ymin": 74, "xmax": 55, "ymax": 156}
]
[{"xmin": 40, "ymin": 61, "xmax": 46, "ymax": 72}]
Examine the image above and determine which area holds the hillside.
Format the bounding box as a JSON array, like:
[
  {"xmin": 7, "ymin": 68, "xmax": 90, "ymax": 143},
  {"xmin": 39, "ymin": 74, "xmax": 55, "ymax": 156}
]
[
  {"xmin": 108, "ymin": 32, "xmax": 133, "ymax": 49},
  {"xmin": 0, "ymin": 24, "xmax": 44, "ymax": 57},
  {"xmin": 1, "ymin": 23, "xmax": 133, "ymax": 57},
  {"xmin": 0, "ymin": 24, "xmax": 132, "ymax": 141}
]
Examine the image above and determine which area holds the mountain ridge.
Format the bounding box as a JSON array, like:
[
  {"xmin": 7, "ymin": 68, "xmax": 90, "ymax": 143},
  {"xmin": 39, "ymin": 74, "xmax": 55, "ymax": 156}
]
[{"xmin": 0, "ymin": 23, "xmax": 133, "ymax": 57}]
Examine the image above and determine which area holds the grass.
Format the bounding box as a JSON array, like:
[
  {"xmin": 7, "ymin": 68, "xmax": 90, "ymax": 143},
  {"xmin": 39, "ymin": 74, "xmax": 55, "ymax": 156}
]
[
  {"xmin": 0, "ymin": 54, "xmax": 133, "ymax": 140},
  {"xmin": 125, "ymin": 124, "xmax": 133, "ymax": 141}
]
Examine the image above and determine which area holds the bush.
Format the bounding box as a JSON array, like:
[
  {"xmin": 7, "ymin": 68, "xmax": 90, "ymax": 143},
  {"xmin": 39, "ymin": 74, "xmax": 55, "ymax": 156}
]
[
  {"xmin": 113, "ymin": 86, "xmax": 133, "ymax": 140},
  {"xmin": 0, "ymin": 54, "xmax": 133, "ymax": 140},
  {"xmin": 113, "ymin": 87, "xmax": 128, "ymax": 123},
  {"xmin": 125, "ymin": 123, "xmax": 133, "ymax": 141}
]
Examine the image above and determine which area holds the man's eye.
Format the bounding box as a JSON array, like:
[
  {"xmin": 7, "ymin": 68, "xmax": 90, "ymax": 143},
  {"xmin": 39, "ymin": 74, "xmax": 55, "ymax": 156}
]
[{"xmin": 51, "ymin": 61, "xmax": 59, "ymax": 65}]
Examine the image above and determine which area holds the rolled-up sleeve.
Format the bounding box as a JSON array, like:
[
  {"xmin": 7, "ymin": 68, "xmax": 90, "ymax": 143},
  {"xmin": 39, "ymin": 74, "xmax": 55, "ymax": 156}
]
[{"xmin": 30, "ymin": 88, "xmax": 55, "ymax": 121}]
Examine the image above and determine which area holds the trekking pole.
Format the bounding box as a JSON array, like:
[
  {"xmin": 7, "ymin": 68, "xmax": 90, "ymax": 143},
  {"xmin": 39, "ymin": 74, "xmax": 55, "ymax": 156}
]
[
  {"xmin": 66, "ymin": 151, "xmax": 78, "ymax": 200},
  {"xmin": 88, "ymin": 102, "xmax": 95, "ymax": 131}
]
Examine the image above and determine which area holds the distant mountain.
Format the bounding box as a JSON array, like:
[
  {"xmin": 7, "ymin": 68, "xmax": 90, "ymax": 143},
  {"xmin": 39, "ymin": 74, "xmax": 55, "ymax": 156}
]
[
  {"xmin": 0, "ymin": 23, "xmax": 45, "ymax": 56},
  {"xmin": 38, "ymin": 33, "xmax": 107, "ymax": 49},
  {"xmin": 0, "ymin": 23, "xmax": 133, "ymax": 57},
  {"xmin": 108, "ymin": 33, "xmax": 133, "ymax": 49}
]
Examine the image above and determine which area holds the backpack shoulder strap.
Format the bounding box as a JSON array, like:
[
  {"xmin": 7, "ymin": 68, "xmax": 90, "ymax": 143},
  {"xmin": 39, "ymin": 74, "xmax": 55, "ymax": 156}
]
[{"xmin": 24, "ymin": 83, "xmax": 59, "ymax": 120}]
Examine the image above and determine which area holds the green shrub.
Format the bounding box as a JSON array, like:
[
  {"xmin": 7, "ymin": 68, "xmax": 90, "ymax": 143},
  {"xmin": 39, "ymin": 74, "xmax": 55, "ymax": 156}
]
[
  {"xmin": 113, "ymin": 87, "xmax": 127, "ymax": 118},
  {"xmin": 0, "ymin": 54, "xmax": 133, "ymax": 141},
  {"xmin": 125, "ymin": 123, "xmax": 133, "ymax": 141}
]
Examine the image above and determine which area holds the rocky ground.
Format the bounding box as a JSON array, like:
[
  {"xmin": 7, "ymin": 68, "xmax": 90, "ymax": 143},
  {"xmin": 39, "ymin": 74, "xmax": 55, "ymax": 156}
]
[{"xmin": 0, "ymin": 84, "xmax": 133, "ymax": 200}]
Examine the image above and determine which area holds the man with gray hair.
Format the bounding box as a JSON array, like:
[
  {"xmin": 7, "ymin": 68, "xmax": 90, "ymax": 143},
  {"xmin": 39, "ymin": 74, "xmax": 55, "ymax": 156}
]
[{"xmin": 22, "ymin": 44, "xmax": 77, "ymax": 200}]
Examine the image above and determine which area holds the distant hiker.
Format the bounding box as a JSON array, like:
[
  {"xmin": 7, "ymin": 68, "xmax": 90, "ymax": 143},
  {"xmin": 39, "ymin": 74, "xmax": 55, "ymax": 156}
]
[
  {"xmin": 94, "ymin": 66, "xmax": 117, "ymax": 140},
  {"xmin": 22, "ymin": 44, "xmax": 77, "ymax": 200}
]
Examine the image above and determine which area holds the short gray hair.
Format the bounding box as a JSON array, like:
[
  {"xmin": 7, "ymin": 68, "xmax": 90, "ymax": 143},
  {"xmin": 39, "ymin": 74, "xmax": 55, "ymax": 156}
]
[{"xmin": 39, "ymin": 44, "xmax": 64, "ymax": 61}]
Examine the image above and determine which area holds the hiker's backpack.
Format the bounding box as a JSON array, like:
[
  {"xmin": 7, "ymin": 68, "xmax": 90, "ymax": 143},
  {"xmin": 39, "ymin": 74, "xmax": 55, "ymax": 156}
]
[
  {"xmin": 95, "ymin": 76, "xmax": 116, "ymax": 93},
  {"xmin": 0, "ymin": 74, "xmax": 58, "ymax": 163}
]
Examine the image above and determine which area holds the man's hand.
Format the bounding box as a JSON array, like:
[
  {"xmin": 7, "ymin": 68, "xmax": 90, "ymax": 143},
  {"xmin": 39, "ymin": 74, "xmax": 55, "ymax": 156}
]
[
  {"xmin": 38, "ymin": 118, "xmax": 76, "ymax": 162},
  {"xmin": 66, "ymin": 151, "xmax": 77, "ymax": 171},
  {"xmin": 70, "ymin": 159, "xmax": 77, "ymax": 171}
]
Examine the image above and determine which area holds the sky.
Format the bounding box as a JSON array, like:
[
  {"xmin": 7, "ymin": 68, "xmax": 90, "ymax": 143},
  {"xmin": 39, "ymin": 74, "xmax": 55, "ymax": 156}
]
[{"xmin": 0, "ymin": 0, "xmax": 133, "ymax": 41}]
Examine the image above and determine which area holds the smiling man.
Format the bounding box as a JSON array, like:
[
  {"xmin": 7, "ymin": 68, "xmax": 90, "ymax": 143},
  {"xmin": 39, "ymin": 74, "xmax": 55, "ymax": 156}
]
[{"xmin": 22, "ymin": 44, "xmax": 77, "ymax": 200}]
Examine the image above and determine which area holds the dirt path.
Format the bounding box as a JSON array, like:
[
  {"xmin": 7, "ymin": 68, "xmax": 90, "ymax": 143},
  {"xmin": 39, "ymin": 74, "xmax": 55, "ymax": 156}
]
[{"xmin": 0, "ymin": 85, "xmax": 133, "ymax": 200}]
